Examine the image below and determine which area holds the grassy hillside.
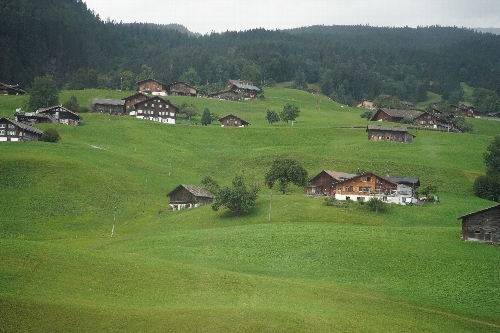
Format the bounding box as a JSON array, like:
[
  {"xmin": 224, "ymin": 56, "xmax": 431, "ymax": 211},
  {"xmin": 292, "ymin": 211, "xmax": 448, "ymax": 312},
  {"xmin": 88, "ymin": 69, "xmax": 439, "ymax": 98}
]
[{"xmin": 1, "ymin": 88, "xmax": 499, "ymax": 332}]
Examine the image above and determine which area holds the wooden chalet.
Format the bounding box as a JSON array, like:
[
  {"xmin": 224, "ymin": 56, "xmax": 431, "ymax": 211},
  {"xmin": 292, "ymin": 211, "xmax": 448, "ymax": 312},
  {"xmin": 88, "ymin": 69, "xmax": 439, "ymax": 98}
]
[
  {"xmin": 452, "ymin": 104, "xmax": 477, "ymax": 118},
  {"xmin": 413, "ymin": 111, "xmax": 461, "ymax": 132},
  {"xmin": 356, "ymin": 100, "xmax": 374, "ymax": 109},
  {"xmin": 219, "ymin": 114, "xmax": 250, "ymax": 127},
  {"xmin": 93, "ymin": 98, "xmax": 126, "ymax": 115},
  {"xmin": 370, "ymin": 108, "xmax": 422, "ymax": 123},
  {"xmin": 366, "ymin": 125, "xmax": 415, "ymax": 144},
  {"xmin": 167, "ymin": 184, "xmax": 214, "ymax": 211},
  {"xmin": 122, "ymin": 92, "xmax": 149, "ymax": 108},
  {"xmin": 0, "ymin": 117, "xmax": 42, "ymax": 142},
  {"xmin": 0, "ymin": 82, "xmax": 25, "ymax": 95},
  {"xmin": 458, "ymin": 205, "xmax": 500, "ymax": 244},
  {"xmin": 307, "ymin": 170, "xmax": 356, "ymax": 195},
  {"xmin": 227, "ymin": 80, "xmax": 260, "ymax": 99},
  {"xmin": 37, "ymin": 105, "xmax": 81, "ymax": 126},
  {"xmin": 208, "ymin": 90, "xmax": 240, "ymax": 101},
  {"xmin": 131, "ymin": 96, "xmax": 178, "ymax": 124},
  {"xmin": 167, "ymin": 82, "xmax": 197, "ymax": 97},
  {"xmin": 334, "ymin": 171, "xmax": 419, "ymax": 205},
  {"xmin": 137, "ymin": 78, "xmax": 167, "ymax": 96}
]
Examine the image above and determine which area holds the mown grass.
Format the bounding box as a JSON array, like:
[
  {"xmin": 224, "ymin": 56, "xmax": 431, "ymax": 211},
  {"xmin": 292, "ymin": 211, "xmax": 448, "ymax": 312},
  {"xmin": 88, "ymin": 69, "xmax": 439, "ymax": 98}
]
[{"xmin": 0, "ymin": 88, "xmax": 499, "ymax": 332}]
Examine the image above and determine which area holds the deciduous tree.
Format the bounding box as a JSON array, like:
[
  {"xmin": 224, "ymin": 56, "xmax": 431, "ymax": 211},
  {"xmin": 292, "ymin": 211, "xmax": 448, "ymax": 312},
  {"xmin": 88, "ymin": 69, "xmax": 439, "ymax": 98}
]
[
  {"xmin": 266, "ymin": 110, "xmax": 280, "ymax": 124},
  {"xmin": 265, "ymin": 157, "xmax": 308, "ymax": 194},
  {"xmin": 27, "ymin": 75, "xmax": 59, "ymax": 111},
  {"xmin": 211, "ymin": 175, "xmax": 260, "ymax": 216},
  {"xmin": 280, "ymin": 103, "xmax": 300, "ymax": 123}
]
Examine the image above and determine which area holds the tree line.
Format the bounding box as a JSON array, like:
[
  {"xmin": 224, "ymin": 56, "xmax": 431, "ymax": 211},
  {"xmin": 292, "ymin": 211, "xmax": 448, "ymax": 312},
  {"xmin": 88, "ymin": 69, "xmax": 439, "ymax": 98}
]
[{"xmin": 2, "ymin": 0, "xmax": 500, "ymax": 108}]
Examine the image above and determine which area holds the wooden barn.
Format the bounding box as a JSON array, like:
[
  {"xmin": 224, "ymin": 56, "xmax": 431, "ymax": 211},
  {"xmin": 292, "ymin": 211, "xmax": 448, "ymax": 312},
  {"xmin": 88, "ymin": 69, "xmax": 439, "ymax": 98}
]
[
  {"xmin": 131, "ymin": 96, "xmax": 178, "ymax": 124},
  {"xmin": 227, "ymin": 80, "xmax": 260, "ymax": 99},
  {"xmin": 208, "ymin": 90, "xmax": 240, "ymax": 101},
  {"xmin": 0, "ymin": 82, "xmax": 25, "ymax": 95},
  {"xmin": 37, "ymin": 105, "xmax": 82, "ymax": 126},
  {"xmin": 307, "ymin": 170, "xmax": 356, "ymax": 195},
  {"xmin": 167, "ymin": 82, "xmax": 197, "ymax": 96},
  {"xmin": 370, "ymin": 108, "xmax": 423, "ymax": 123},
  {"xmin": 0, "ymin": 117, "xmax": 42, "ymax": 142},
  {"xmin": 458, "ymin": 205, "xmax": 500, "ymax": 244},
  {"xmin": 167, "ymin": 184, "xmax": 214, "ymax": 211},
  {"xmin": 137, "ymin": 78, "xmax": 167, "ymax": 96},
  {"xmin": 219, "ymin": 114, "xmax": 250, "ymax": 127},
  {"xmin": 14, "ymin": 111, "xmax": 52, "ymax": 125},
  {"xmin": 93, "ymin": 98, "xmax": 126, "ymax": 115},
  {"xmin": 366, "ymin": 125, "xmax": 415, "ymax": 143},
  {"xmin": 122, "ymin": 92, "xmax": 149, "ymax": 108}
]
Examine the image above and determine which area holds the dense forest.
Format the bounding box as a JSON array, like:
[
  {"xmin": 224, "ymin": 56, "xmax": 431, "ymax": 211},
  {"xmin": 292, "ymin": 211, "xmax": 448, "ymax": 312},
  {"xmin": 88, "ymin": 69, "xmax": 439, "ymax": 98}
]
[{"xmin": 2, "ymin": 0, "xmax": 500, "ymax": 106}]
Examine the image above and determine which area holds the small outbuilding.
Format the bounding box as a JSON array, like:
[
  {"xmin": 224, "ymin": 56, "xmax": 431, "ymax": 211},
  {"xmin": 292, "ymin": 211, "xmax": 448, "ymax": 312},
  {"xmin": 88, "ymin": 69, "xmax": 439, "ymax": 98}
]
[
  {"xmin": 458, "ymin": 205, "xmax": 500, "ymax": 244},
  {"xmin": 93, "ymin": 98, "xmax": 126, "ymax": 115},
  {"xmin": 219, "ymin": 114, "xmax": 250, "ymax": 127},
  {"xmin": 167, "ymin": 184, "xmax": 214, "ymax": 211},
  {"xmin": 366, "ymin": 125, "xmax": 415, "ymax": 144}
]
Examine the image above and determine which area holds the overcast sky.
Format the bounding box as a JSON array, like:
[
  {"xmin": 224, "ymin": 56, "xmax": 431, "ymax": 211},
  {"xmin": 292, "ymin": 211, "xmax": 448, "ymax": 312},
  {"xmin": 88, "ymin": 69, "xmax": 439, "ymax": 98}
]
[{"xmin": 83, "ymin": 0, "xmax": 500, "ymax": 35}]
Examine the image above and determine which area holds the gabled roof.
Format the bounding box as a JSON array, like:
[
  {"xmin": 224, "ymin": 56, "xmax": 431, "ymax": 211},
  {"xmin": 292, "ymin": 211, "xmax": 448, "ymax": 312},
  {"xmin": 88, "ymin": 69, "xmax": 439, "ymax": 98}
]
[
  {"xmin": 370, "ymin": 108, "xmax": 423, "ymax": 120},
  {"xmin": 37, "ymin": 105, "xmax": 82, "ymax": 120},
  {"xmin": 0, "ymin": 117, "xmax": 43, "ymax": 135},
  {"xmin": 0, "ymin": 82, "xmax": 26, "ymax": 94},
  {"xmin": 167, "ymin": 81, "xmax": 197, "ymax": 90},
  {"xmin": 366, "ymin": 125, "xmax": 412, "ymax": 133},
  {"xmin": 228, "ymin": 80, "xmax": 260, "ymax": 92},
  {"xmin": 218, "ymin": 114, "xmax": 250, "ymax": 125},
  {"xmin": 122, "ymin": 92, "xmax": 149, "ymax": 100},
  {"xmin": 387, "ymin": 176, "xmax": 420, "ymax": 187},
  {"xmin": 310, "ymin": 170, "xmax": 356, "ymax": 182},
  {"xmin": 136, "ymin": 78, "xmax": 166, "ymax": 86},
  {"xmin": 93, "ymin": 98, "xmax": 126, "ymax": 106},
  {"xmin": 334, "ymin": 171, "xmax": 399, "ymax": 186},
  {"xmin": 457, "ymin": 204, "xmax": 500, "ymax": 220},
  {"xmin": 134, "ymin": 96, "xmax": 178, "ymax": 109},
  {"xmin": 167, "ymin": 184, "xmax": 214, "ymax": 198}
]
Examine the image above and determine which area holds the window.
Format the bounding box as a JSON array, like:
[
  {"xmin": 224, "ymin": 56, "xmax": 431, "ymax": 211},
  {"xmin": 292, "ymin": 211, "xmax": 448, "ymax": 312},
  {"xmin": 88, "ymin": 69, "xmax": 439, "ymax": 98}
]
[
  {"xmin": 344, "ymin": 186, "xmax": 353, "ymax": 192},
  {"xmin": 362, "ymin": 177, "xmax": 371, "ymax": 182},
  {"xmin": 0, "ymin": 130, "xmax": 4, "ymax": 135},
  {"xmin": 145, "ymin": 103, "xmax": 148, "ymax": 107},
  {"xmin": 0, "ymin": 124, "xmax": 5, "ymax": 128},
  {"xmin": 151, "ymin": 104, "xmax": 154, "ymax": 107},
  {"xmin": 359, "ymin": 187, "xmax": 370, "ymax": 193},
  {"xmin": 159, "ymin": 104, "xmax": 162, "ymax": 108},
  {"xmin": 7, "ymin": 131, "xmax": 16, "ymax": 136},
  {"xmin": 8, "ymin": 124, "xmax": 15, "ymax": 129},
  {"xmin": 337, "ymin": 186, "xmax": 342, "ymax": 191}
]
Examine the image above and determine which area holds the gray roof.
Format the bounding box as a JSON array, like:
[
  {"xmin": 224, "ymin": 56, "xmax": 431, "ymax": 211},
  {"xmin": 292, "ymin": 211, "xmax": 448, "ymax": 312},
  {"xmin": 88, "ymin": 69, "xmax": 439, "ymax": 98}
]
[
  {"xmin": 0, "ymin": 117, "xmax": 43, "ymax": 135},
  {"xmin": 228, "ymin": 80, "xmax": 260, "ymax": 92},
  {"xmin": 457, "ymin": 204, "xmax": 500, "ymax": 220},
  {"xmin": 387, "ymin": 176, "xmax": 420, "ymax": 186},
  {"xmin": 366, "ymin": 125, "xmax": 410, "ymax": 132},
  {"xmin": 93, "ymin": 98, "xmax": 125, "ymax": 106},
  {"xmin": 37, "ymin": 105, "xmax": 82, "ymax": 120},
  {"xmin": 310, "ymin": 170, "xmax": 356, "ymax": 182},
  {"xmin": 167, "ymin": 184, "xmax": 214, "ymax": 198},
  {"xmin": 376, "ymin": 108, "xmax": 423, "ymax": 119}
]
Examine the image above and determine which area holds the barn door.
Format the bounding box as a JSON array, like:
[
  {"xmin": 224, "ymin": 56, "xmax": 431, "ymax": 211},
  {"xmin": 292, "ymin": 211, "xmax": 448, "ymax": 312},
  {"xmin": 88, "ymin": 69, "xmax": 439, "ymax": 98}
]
[{"xmin": 485, "ymin": 232, "xmax": 492, "ymax": 242}]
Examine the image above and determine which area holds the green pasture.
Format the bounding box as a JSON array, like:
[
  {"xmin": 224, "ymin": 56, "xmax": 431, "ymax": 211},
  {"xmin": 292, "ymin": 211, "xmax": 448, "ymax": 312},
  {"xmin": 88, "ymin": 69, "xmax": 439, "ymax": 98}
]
[{"xmin": 0, "ymin": 88, "xmax": 499, "ymax": 332}]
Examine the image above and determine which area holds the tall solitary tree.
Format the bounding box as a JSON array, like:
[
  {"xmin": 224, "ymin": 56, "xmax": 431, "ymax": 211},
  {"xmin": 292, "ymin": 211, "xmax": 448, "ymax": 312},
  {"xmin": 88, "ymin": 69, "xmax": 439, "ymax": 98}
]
[
  {"xmin": 266, "ymin": 110, "xmax": 280, "ymax": 124},
  {"xmin": 211, "ymin": 174, "xmax": 260, "ymax": 216},
  {"xmin": 201, "ymin": 108, "xmax": 212, "ymax": 126},
  {"xmin": 27, "ymin": 75, "xmax": 59, "ymax": 111},
  {"xmin": 265, "ymin": 157, "xmax": 308, "ymax": 194},
  {"xmin": 280, "ymin": 103, "xmax": 300, "ymax": 123}
]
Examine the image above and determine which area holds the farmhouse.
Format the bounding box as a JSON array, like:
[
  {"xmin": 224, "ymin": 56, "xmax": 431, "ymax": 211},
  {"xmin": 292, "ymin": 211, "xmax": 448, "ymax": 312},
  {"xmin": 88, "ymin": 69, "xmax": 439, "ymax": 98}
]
[
  {"xmin": 370, "ymin": 108, "xmax": 423, "ymax": 123},
  {"xmin": 0, "ymin": 82, "xmax": 25, "ymax": 95},
  {"xmin": 219, "ymin": 114, "xmax": 250, "ymax": 127},
  {"xmin": 458, "ymin": 205, "xmax": 500, "ymax": 244},
  {"xmin": 0, "ymin": 117, "xmax": 42, "ymax": 142},
  {"xmin": 137, "ymin": 78, "xmax": 168, "ymax": 96},
  {"xmin": 93, "ymin": 98, "xmax": 126, "ymax": 115},
  {"xmin": 227, "ymin": 80, "xmax": 260, "ymax": 99},
  {"xmin": 167, "ymin": 82, "xmax": 197, "ymax": 97},
  {"xmin": 131, "ymin": 96, "xmax": 178, "ymax": 124},
  {"xmin": 167, "ymin": 184, "xmax": 214, "ymax": 211},
  {"xmin": 366, "ymin": 125, "xmax": 415, "ymax": 143},
  {"xmin": 307, "ymin": 170, "xmax": 356, "ymax": 195},
  {"xmin": 452, "ymin": 104, "xmax": 478, "ymax": 118},
  {"xmin": 37, "ymin": 105, "xmax": 81, "ymax": 126},
  {"xmin": 334, "ymin": 171, "xmax": 419, "ymax": 205},
  {"xmin": 208, "ymin": 90, "xmax": 240, "ymax": 101},
  {"xmin": 122, "ymin": 92, "xmax": 149, "ymax": 108}
]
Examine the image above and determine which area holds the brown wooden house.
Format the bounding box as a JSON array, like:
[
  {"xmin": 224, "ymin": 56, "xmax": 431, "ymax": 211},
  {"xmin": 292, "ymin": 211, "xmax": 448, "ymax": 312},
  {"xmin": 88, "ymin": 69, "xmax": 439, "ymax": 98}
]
[
  {"xmin": 167, "ymin": 82, "xmax": 197, "ymax": 96},
  {"xmin": 93, "ymin": 98, "xmax": 126, "ymax": 115},
  {"xmin": 37, "ymin": 105, "xmax": 82, "ymax": 125},
  {"xmin": 122, "ymin": 92, "xmax": 149, "ymax": 107},
  {"xmin": 366, "ymin": 125, "xmax": 415, "ymax": 143},
  {"xmin": 458, "ymin": 205, "xmax": 500, "ymax": 244},
  {"xmin": 208, "ymin": 90, "xmax": 240, "ymax": 101},
  {"xmin": 219, "ymin": 114, "xmax": 250, "ymax": 127},
  {"xmin": 167, "ymin": 184, "xmax": 214, "ymax": 211},
  {"xmin": 0, "ymin": 117, "xmax": 42, "ymax": 142},
  {"xmin": 131, "ymin": 96, "xmax": 178, "ymax": 124},
  {"xmin": 307, "ymin": 170, "xmax": 356, "ymax": 195},
  {"xmin": 137, "ymin": 78, "xmax": 167, "ymax": 96},
  {"xmin": 227, "ymin": 80, "xmax": 260, "ymax": 99},
  {"xmin": 370, "ymin": 108, "xmax": 422, "ymax": 123},
  {"xmin": 0, "ymin": 82, "xmax": 25, "ymax": 95}
]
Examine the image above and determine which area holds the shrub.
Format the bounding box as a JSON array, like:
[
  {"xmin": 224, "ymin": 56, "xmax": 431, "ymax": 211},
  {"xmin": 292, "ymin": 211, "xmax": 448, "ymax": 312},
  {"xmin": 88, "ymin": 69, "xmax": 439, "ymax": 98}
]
[
  {"xmin": 41, "ymin": 128, "xmax": 60, "ymax": 142},
  {"xmin": 324, "ymin": 196, "xmax": 349, "ymax": 208},
  {"xmin": 473, "ymin": 175, "xmax": 500, "ymax": 202},
  {"xmin": 366, "ymin": 197, "xmax": 389, "ymax": 212}
]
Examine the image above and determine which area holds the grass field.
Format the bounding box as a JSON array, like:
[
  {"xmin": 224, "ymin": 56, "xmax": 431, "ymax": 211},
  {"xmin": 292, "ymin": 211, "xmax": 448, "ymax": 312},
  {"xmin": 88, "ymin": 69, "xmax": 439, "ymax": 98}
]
[{"xmin": 1, "ymin": 87, "xmax": 499, "ymax": 332}]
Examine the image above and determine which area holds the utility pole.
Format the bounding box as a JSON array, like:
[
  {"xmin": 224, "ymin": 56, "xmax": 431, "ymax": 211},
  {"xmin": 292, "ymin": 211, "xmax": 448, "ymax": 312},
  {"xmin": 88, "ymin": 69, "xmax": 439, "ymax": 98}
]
[
  {"xmin": 143, "ymin": 179, "xmax": 147, "ymax": 213},
  {"xmin": 111, "ymin": 206, "xmax": 116, "ymax": 237},
  {"xmin": 268, "ymin": 190, "xmax": 273, "ymax": 222}
]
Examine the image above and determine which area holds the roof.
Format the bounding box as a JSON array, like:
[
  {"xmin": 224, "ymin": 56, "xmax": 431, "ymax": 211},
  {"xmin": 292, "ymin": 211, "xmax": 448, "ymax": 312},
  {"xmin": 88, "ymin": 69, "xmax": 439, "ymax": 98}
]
[
  {"xmin": 0, "ymin": 117, "xmax": 43, "ymax": 135},
  {"xmin": 37, "ymin": 105, "xmax": 82, "ymax": 120},
  {"xmin": 167, "ymin": 81, "xmax": 197, "ymax": 90},
  {"xmin": 457, "ymin": 204, "xmax": 500, "ymax": 220},
  {"xmin": 136, "ymin": 78, "xmax": 166, "ymax": 86},
  {"xmin": 134, "ymin": 96, "xmax": 178, "ymax": 109},
  {"xmin": 167, "ymin": 184, "xmax": 214, "ymax": 198},
  {"xmin": 371, "ymin": 108, "xmax": 423, "ymax": 120},
  {"xmin": 0, "ymin": 82, "xmax": 26, "ymax": 94},
  {"xmin": 218, "ymin": 114, "xmax": 250, "ymax": 125},
  {"xmin": 366, "ymin": 125, "xmax": 410, "ymax": 133},
  {"xmin": 387, "ymin": 176, "xmax": 420, "ymax": 186},
  {"xmin": 122, "ymin": 92, "xmax": 149, "ymax": 100},
  {"xmin": 228, "ymin": 80, "xmax": 260, "ymax": 92},
  {"xmin": 93, "ymin": 98, "xmax": 126, "ymax": 106},
  {"xmin": 310, "ymin": 170, "xmax": 356, "ymax": 182}
]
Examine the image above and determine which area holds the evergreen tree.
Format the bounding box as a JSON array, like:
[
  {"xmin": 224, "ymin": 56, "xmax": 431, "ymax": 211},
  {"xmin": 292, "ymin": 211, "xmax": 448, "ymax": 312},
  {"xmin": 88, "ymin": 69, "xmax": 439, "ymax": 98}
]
[{"xmin": 201, "ymin": 108, "xmax": 212, "ymax": 126}]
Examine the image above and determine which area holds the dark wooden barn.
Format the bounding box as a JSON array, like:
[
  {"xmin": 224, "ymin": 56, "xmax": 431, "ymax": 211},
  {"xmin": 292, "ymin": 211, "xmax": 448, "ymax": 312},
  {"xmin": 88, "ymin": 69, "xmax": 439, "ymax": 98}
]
[
  {"xmin": 370, "ymin": 108, "xmax": 422, "ymax": 123},
  {"xmin": 458, "ymin": 205, "xmax": 500, "ymax": 244},
  {"xmin": 167, "ymin": 82, "xmax": 197, "ymax": 96},
  {"xmin": 37, "ymin": 105, "xmax": 82, "ymax": 125},
  {"xmin": 219, "ymin": 114, "xmax": 250, "ymax": 127},
  {"xmin": 93, "ymin": 98, "xmax": 126, "ymax": 115},
  {"xmin": 366, "ymin": 125, "xmax": 415, "ymax": 143},
  {"xmin": 167, "ymin": 184, "xmax": 214, "ymax": 211}
]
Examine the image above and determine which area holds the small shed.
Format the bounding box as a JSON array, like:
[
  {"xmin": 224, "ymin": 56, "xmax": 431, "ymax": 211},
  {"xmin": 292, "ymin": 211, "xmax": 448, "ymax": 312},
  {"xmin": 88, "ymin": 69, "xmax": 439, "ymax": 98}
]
[
  {"xmin": 167, "ymin": 184, "xmax": 214, "ymax": 211},
  {"xmin": 366, "ymin": 125, "xmax": 415, "ymax": 144},
  {"xmin": 219, "ymin": 114, "xmax": 250, "ymax": 127},
  {"xmin": 458, "ymin": 205, "xmax": 500, "ymax": 244},
  {"xmin": 93, "ymin": 98, "xmax": 126, "ymax": 115}
]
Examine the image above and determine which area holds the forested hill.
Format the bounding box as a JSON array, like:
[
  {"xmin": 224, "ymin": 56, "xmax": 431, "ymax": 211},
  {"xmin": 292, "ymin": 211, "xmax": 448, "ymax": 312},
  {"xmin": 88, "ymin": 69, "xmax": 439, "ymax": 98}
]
[{"xmin": 2, "ymin": 0, "xmax": 500, "ymax": 105}]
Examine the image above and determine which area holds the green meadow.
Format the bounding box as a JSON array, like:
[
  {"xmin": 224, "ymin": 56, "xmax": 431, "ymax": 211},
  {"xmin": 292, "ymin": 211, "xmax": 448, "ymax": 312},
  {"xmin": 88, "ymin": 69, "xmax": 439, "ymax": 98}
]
[{"xmin": 1, "ymin": 88, "xmax": 499, "ymax": 332}]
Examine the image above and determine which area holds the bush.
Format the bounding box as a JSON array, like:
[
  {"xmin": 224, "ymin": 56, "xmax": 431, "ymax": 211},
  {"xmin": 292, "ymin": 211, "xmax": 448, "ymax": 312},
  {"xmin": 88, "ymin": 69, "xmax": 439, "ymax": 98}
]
[
  {"xmin": 41, "ymin": 128, "xmax": 60, "ymax": 142},
  {"xmin": 366, "ymin": 197, "xmax": 389, "ymax": 213},
  {"xmin": 324, "ymin": 196, "xmax": 349, "ymax": 208},
  {"xmin": 473, "ymin": 175, "xmax": 500, "ymax": 202}
]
